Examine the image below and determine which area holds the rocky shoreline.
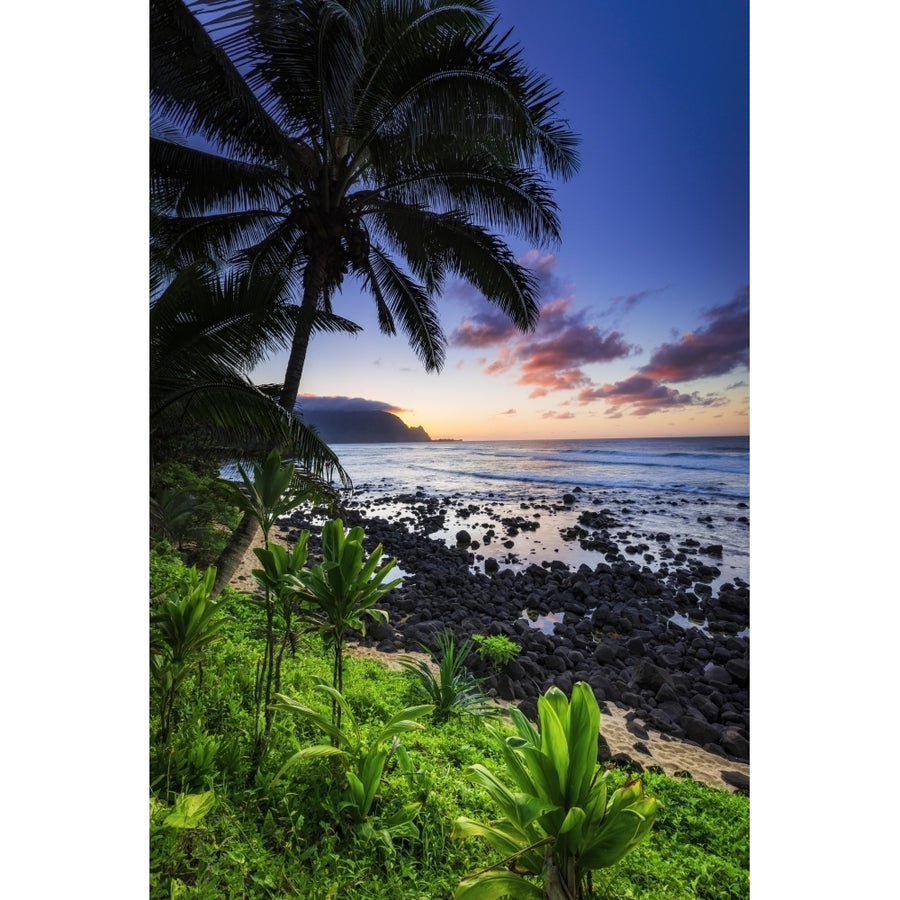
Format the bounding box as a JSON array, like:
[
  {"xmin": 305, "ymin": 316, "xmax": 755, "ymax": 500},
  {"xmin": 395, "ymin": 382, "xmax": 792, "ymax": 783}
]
[{"xmin": 274, "ymin": 489, "xmax": 750, "ymax": 779}]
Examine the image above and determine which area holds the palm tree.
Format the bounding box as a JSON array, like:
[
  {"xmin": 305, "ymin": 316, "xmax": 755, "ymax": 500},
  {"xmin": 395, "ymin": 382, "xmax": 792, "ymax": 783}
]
[
  {"xmin": 150, "ymin": 0, "xmax": 580, "ymax": 412},
  {"xmin": 150, "ymin": 246, "xmax": 356, "ymax": 589},
  {"xmin": 150, "ymin": 250, "xmax": 357, "ymax": 472},
  {"xmin": 150, "ymin": 0, "xmax": 580, "ymax": 587}
]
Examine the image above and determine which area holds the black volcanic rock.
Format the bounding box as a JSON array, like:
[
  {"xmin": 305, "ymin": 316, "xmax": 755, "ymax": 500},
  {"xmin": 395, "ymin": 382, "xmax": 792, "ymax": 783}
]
[
  {"xmin": 298, "ymin": 409, "xmax": 432, "ymax": 443},
  {"xmin": 275, "ymin": 497, "xmax": 750, "ymax": 768}
]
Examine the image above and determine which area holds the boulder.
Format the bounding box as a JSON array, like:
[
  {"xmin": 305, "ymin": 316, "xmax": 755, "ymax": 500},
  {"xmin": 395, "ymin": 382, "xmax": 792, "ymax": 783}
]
[{"xmin": 630, "ymin": 659, "xmax": 671, "ymax": 691}]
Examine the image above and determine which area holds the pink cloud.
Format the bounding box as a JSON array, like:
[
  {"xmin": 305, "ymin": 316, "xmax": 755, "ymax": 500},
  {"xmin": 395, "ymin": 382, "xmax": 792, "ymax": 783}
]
[
  {"xmin": 574, "ymin": 286, "xmax": 749, "ymax": 419},
  {"xmin": 641, "ymin": 287, "xmax": 749, "ymax": 382},
  {"xmin": 579, "ymin": 375, "xmax": 730, "ymax": 416},
  {"xmin": 450, "ymin": 265, "xmax": 636, "ymax": 395}
]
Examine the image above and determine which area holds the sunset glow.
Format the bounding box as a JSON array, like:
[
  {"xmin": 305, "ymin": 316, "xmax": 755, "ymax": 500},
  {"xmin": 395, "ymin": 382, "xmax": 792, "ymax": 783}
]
[{"xmin": 250, "ymin": 1, "xmax": 750, "ymax": 441}]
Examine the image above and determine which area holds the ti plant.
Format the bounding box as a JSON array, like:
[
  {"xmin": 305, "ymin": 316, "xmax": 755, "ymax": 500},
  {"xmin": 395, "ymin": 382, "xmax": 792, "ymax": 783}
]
[
  {"xmin": 452, "ymin": 682, "xmax": 658, "ymax": 900},
  {"xmin": 150, "ymin": 566, "xmax": 225, "ymax": 743},
  {"xmin": 401, "ymin": 628, "xmax": 499, "ymax": 723},
  {"xmin": 251, "ymin": 533, "xmax": 310, "ymax": 697},
  {"xmin": 222, "ymin": 449, "xmax": 313, "ymax": 545},
  {"xmin": 287, "ymin": 518, "xmax": 400, "ymax": 729},
  {"xmin": 220, "ymin": 451, "xmax": 312, "ymax": 759},
  {"xmin": 271, "ymin": 680, "xmax": 433, "ymax": 851}
]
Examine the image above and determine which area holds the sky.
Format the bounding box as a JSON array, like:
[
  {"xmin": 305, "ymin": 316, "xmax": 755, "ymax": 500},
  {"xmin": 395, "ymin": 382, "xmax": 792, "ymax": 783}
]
[{"xmin": 249, "ymin": 0, "xmax": 750, "ymax": 441}]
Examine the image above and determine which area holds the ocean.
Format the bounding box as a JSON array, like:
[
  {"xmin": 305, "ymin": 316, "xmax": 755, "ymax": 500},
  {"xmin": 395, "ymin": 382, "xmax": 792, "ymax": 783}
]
[{"xmin": 328, "ymin": 435, "xmax": 749, "ymax": 589}]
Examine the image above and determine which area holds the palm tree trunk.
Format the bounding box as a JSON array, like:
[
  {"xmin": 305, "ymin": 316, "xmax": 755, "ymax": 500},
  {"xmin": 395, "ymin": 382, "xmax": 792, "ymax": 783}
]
[
  {"xmin": 278, "ymin": 255, "xmax": 327, "ymax": 412},
  {"xmin": 212, "ymin": 514, "xmax": 260, "ymax": 598},
  {"xmin": 213, "ymin": 258, "xmax": 326, "ymax": 593}
]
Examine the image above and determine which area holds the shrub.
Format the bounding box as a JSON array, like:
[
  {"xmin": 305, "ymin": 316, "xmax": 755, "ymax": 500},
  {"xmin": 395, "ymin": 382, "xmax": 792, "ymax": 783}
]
[
  {"xmin": 287, "ymin": 518, "xmax": 400, "ymax": 728},
  {"xmin": 271, "ymin": 680, "xmax": 433, "ymax": 853},
  {"xmin": 471, "ymin": 632, "xmax": 520, "ymax": 670},
  {"xmin": 401, "ymin": 629, "xmax": 499, "ymax": 723},
  {"xmin": 150, "ymin": 565, "xmax": 226, "ymax": 743},
  {"xmin": 452, "ymin": 682, "xmax": 658, "ymax": 899}
]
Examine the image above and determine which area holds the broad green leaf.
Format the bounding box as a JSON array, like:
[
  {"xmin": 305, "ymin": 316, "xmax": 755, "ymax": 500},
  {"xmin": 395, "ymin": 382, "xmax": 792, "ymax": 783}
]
[
  {"xmin": 358, "ymin": 747, "xmax": 389, "ymax": 815},
  {"xmin": 377, "ymin": 704, "xmax": 434, "ymax": 736},
  {"xmin": 454, "ymin": 869, "xmax": 543, "ymax": 900},
  {"xmin": 345, "ymin": 771, "xmax": 368, "ymax": 818},
  {"xmin": 582, "ymin": 777, "xmax": 609, "ymax": 829},
  {"xmin": 539, "ymin": 685, "xmax": 571, "ymax": 727},
  {"xmin": 270, "ymin": 692, "xmax": 347, "ymax": 744},
  {"xmin": 558, "ymin": 806, "xmax": 586, "ymax": 836},
  {"xmin": 310, "ymin": 682, "xmax": 358, "ymax": 734},
  {"xmin": 606, "ymin": 777, "xmax": 645, "ymax": 817},
  {"xmin": 270, "ymin": 745, "xmax": 344, "ymax": 785},
  {"xmin": 566, "ymin": 683, "xmax": 600, "ymax": 806},
  {"xmin": 451, "ymin": 817, "xmax": 534, "ymax": 858},
  {"xmin": 466, "ymin": 763, "xmax": 554, "ymax": 829},
  {"xmin": 519, "ymin": 746, "xmax": 565, "ymax": 809},
  {"xmin": 338, "ymin": 539, "xmax": 364, "ymax": 585},
  {"xmin": 579, "ymin": 804, "xmax": 658, "ymax": 870},
  {"xmin": 535, "ymin": 698, "xmax": 569, "ymax": 799},
  {"xmin": 382, "ymin": 801, "xmax": 422, "ymax": 829},
  {"xmin": 497, "ymin": 737, "xmax": 539, "ymax": 796},
  {"xmin": 509, "ymin": 706, "xmax": 541, "ymax": 747},
  {"xmin": 163, "ymin": 790, "xmax": 215, "ymax": 829}
]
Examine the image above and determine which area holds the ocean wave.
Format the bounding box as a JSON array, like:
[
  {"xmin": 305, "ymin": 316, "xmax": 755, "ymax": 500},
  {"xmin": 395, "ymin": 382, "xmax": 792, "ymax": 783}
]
[
  {"xmin": 404, "ymin": 463, "xmax": 750, "ymax": 499},
  {"xmin": 470, "ymin": 447, "xmax": 748, "ymax": 476}
]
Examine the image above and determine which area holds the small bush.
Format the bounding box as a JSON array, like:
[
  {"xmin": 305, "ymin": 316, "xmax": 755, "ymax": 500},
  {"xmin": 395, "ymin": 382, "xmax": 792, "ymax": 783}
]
[
  {"xmin": 401, "ymin": 629, "xmax": 499, "ymax": 723},
  {"xmin": 471, "ymin": 632, "xmax": 520, "ymax": 670}
]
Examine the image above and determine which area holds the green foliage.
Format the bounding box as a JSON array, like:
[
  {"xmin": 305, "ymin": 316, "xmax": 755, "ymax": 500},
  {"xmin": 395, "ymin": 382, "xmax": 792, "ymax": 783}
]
[
  {"xmin": 271, "ymin": 680, "xmax": 432, "ymax": 852},
  {"xmin": 221, "ymin": 450, "xmax": 312, "ymax": 543},
  {"xmin": 150, "ymin": 565, "xmax": 226, "ymax": 743},
  {"xmin": 472, "ymin": 632, "xmax": 521, "ymax": 671},
  {"xmin": 163, "ymin": 791, "xmax": 217, "ymax": 829},
  {"xmin": 151, "ymin": 461, "xmax": 241, "ymax": 563},
  {"xmin": 401, "ymin": 629, "xmax": 499, "ymax": 723},
  {"xmin": 148, "ymin": 537, "xmax": 745, "ymax": 899},
  {"xmin": 148, "ymin": 609, "xmax": 747, "ymax": 899},
  {"xmin": 149, "ymin": 252, "xmax": 352, "ymax": 493},
  {"xmin": 219, "ymin": 451, "xmax": 323, "ymax": 765},
  {"xmin": 596, "ymin": 772, "xmax": 750, "ymax": 900},
  {"xmin": 452, "ymin": 683, "xmax": 659, "ymax": 900},
  {"xmin": 251, "ymin": 534, "xmax": 310, "ymax": 696},
  {"xmin": 287, "ymin": 518, "xmax": 400, "ymax": 726}
]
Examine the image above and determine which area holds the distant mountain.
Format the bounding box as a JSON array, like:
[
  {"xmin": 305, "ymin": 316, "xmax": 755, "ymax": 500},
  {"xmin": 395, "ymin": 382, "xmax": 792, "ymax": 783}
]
[{"xmin": 298, "ymin": 409, "xmax": 432, "ymax": 443}]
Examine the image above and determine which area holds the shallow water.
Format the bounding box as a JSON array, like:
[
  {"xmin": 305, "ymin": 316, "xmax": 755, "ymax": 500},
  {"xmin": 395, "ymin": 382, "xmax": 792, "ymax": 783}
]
[{"xmin": 331, "ymin": 437, "xmax": 749, "ymax": 590}]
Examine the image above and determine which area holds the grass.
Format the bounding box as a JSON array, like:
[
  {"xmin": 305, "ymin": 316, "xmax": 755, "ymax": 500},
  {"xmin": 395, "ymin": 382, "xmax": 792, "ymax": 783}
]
[{"xmin": 150, "ymin": 546, "xmax": 749, "ymax": 899}]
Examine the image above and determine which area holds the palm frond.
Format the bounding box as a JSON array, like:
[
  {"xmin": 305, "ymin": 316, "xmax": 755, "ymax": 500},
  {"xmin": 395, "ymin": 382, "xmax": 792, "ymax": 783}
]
[
  {"xmin": 151, "ymin": 208, "xmax": 290, "ymax": 271},
  {"xmin": 358, "ymin": 246, "xmax": 445, "ymax": 371},
  {"xmin": 374, "ymin": 205, "xmax": 539, "ymax": 332},
  {"xmin": 368, "ymin": 154, "xmax": 561, "ymax": 247},
  {"xmin": 150, "ymin": 137, "xmax": 293, "ymax": 217},
  {"xmin": 150, "ymin": 0, "xmax": 290, "ymax": 161},
  {"xmin": 150, "ymin": 0, "xmax": 580, "ymax": 409}
]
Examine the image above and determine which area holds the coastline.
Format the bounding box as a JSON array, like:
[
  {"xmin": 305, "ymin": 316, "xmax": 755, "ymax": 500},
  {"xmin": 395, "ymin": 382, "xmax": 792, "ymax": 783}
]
[{"xmin": 227, "ymin": 497, "xmax": 749, "ymax": 796}]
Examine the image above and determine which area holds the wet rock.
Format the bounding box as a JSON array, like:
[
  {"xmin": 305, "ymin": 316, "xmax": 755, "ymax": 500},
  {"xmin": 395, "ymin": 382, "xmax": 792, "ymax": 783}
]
[
  {"xmin": 318, "ymin": 502, "xmax": 750, "ymax": 764},
  {"xmin": 630, "ymin": 659, "xmax": 671, "ymax": 691},
  {"xmin": 721, "ymin": 770, "xmax": 750, "ymax": 796},
  {"xmin": 721, "ymin": 728, "xmax": 750, "ymax": 761},
  {"xmin": 704, "ymin": 665, "xmax": 733, "ymax": 687},
  {"xmin": 611, "ymin": 752, "xmax": 644, "ymax": 773},
  {"xmin": 682, "ymin": 716, "xmax": 723, "ymax": 747},
  {"xmin": 725, "ymin": 658, "xmax": 750, "ymax": 686}
]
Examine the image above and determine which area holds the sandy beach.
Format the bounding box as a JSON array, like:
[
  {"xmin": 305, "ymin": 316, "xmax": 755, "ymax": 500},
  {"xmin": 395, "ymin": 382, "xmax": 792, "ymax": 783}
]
[{"xmin": 228, "ymin": 523, "xmax": 749, "ymax": 795}]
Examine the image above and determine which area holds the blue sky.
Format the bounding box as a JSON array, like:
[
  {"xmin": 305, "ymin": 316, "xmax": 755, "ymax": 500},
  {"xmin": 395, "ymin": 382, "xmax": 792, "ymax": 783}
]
[{"xmin": 250, "ymin": 0, "xmax": 750, "ymax": 439}]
